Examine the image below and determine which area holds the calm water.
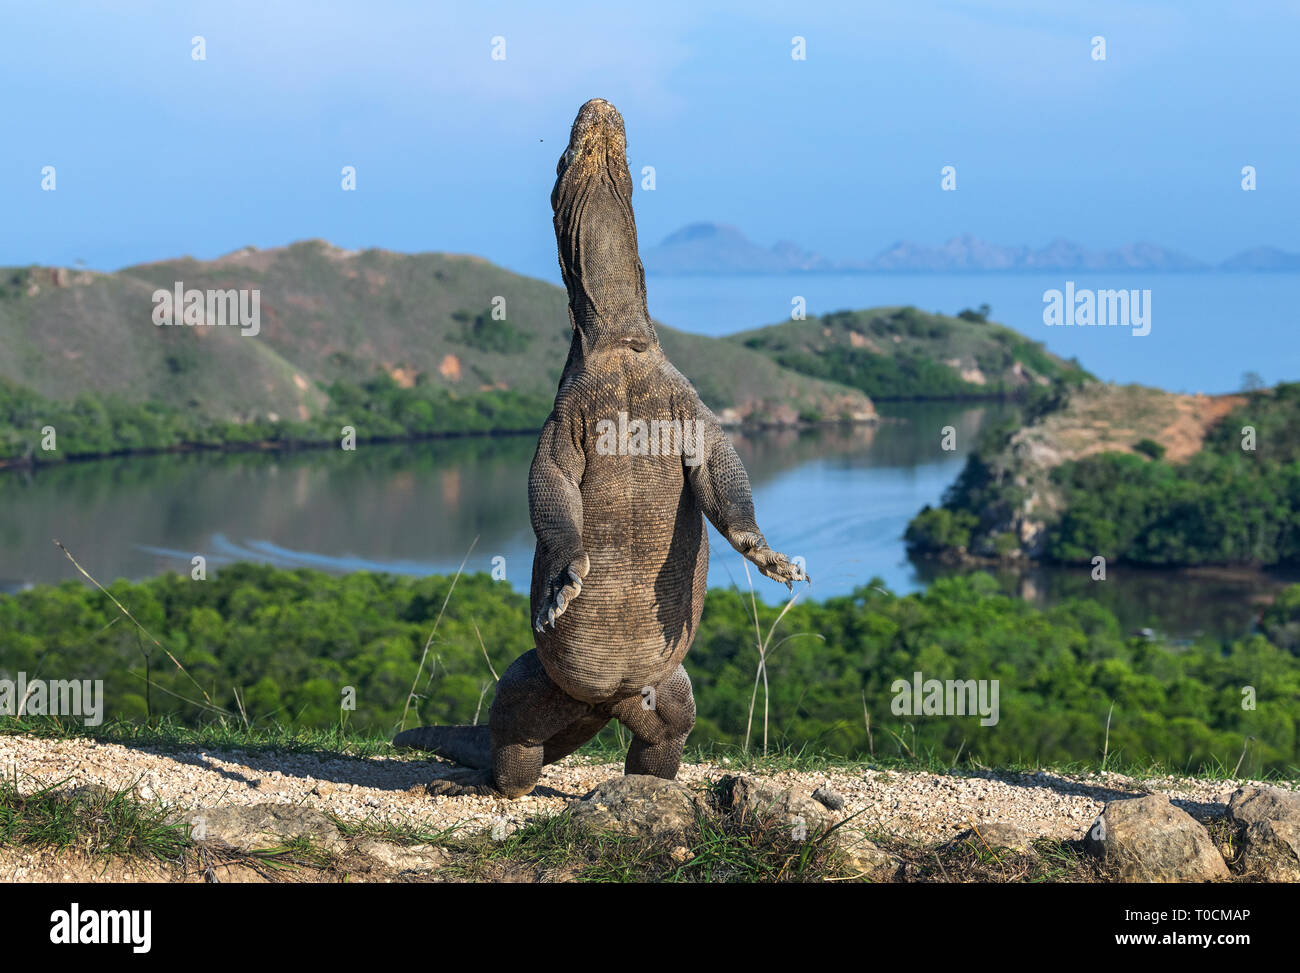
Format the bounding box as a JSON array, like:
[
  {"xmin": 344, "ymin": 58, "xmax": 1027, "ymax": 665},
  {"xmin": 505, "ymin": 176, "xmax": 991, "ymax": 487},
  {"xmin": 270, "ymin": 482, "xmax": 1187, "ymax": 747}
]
[
  {"xmin": 646, "ymin": 271, "xmax": 1299, "ymax": 395},
  {"xmin": 0, "ymin": 402, "xmax": 992, "ymax": 598},
  {"xmin": 0, "ymin": 401, "xmax": 1289, "ymax": 640}
]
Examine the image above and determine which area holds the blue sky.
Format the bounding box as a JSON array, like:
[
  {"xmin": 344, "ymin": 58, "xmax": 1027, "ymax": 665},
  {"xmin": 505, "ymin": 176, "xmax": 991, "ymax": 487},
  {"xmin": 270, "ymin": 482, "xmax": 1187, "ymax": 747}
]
[{"xmin": 2, "ymin": 0, "xmax": 1296, "ymax": 279}]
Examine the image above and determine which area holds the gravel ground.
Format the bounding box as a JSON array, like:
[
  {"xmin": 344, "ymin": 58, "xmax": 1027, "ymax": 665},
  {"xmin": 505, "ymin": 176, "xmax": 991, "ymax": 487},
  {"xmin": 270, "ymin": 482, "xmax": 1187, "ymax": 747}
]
[{"xmin": 1, "ymin": 734, "xmax": 1259, "ymax": 845}]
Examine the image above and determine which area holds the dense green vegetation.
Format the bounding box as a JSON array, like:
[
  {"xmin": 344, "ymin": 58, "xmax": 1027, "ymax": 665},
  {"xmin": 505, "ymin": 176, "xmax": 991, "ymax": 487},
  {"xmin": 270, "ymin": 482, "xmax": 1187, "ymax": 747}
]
[
  {"xmin": 322, "ymin": 375, "xmax": 548, "ymax": 440},
  {"xmin": 0, "ymin": 374, "xmax": 551, "ymax": 466},
  {"xmin": 3, "ymin": 565, "xmax": 1296, "ymax": 773},
  {"xmin": 450, "ymin": 308, "xmax": 534, "ymax": 354},
  {"xmin": 732, "ymin": 306, "xmax": 1091, "ymax": 401},
  {"xmin": 760, "ymin": 344, "xmax": 982, "ymax": 400},
  {"xmin": 909, "ymin": 383, "xmax": 1300, "ymax": 567}
]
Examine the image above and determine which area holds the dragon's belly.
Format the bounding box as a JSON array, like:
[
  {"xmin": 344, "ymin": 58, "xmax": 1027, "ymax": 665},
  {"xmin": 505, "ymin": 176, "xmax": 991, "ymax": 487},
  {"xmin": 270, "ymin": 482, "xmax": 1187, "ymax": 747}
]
[{"xmin": 532, "ymin": 453, "xmax": 709, "ymax": 704}]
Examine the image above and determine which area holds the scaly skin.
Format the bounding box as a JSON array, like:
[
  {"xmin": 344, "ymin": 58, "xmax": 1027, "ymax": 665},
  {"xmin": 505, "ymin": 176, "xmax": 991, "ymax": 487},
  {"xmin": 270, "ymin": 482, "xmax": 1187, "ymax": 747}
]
[{"xmin": 396, "ymin": 99, "xmax": 806, "ymax": 798}]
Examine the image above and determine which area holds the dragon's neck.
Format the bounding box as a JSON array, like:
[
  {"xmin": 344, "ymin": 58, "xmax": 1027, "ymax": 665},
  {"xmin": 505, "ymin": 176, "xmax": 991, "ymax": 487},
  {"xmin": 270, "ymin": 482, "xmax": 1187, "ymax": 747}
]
[{"xmin": 555, "ymin": 177, "xmax": 656, "ymax": 354}]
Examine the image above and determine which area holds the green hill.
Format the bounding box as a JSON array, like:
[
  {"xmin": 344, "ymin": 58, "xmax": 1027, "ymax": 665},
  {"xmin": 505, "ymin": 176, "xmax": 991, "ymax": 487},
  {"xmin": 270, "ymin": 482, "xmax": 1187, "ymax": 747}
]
[
  {"xmin": 730, "ymin": 305, "xmax": 1091, "ymax": 400},
  {"xmin": 0, "ymin": 241, "xmax": 874, "ymax": 465},
  {"xmin": 905, "ymin": 381, "xmax": 1300, "ymax": 567}
]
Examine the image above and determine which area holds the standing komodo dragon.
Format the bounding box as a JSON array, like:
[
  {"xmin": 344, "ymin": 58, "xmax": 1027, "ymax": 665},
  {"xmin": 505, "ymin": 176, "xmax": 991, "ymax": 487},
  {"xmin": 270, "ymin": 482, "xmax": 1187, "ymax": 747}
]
[{"xmin": 394, "ymin": 98, "xmax": 806, "ymax": 797}]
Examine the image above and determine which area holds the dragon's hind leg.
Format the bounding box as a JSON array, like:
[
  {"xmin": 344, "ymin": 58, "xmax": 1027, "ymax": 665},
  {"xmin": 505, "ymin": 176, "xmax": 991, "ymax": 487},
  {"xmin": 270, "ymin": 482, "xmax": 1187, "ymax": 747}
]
[
  {"xmin": 422, "ymin": 649, "xmax": 593, "ymax": 799},
  {"xmin": 610, "ymin": 665, "xmax": 696, "ymax": 780},
  {"xmin": 542, "ymin": 712, "xmax": 611, "ymax": 765}
]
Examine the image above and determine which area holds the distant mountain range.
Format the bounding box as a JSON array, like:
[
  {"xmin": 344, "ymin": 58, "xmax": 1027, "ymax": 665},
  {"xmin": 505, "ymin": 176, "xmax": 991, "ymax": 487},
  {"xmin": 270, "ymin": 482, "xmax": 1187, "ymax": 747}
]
[{"xmin": 641, "ymin": 223, "xmax": 1300, "ymax": 275}]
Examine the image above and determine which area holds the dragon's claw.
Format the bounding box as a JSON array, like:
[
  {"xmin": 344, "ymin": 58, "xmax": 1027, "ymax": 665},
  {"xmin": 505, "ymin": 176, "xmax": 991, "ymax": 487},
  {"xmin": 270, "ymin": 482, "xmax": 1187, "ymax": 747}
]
[
  {"xmin": 425, "ymin": 768, "xmax": 498, "ymax": 797},
  {"xmin": 730, "ymin": 531, "xmax": 808, "ymax": 588},
  {"xmin": 532, "ymin": 552, "xmax": 589, "ymax": 633}
]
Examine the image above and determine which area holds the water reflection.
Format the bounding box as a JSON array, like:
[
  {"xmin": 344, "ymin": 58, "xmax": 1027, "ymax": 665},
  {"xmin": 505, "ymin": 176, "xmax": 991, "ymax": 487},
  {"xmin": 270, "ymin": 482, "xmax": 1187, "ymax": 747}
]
[{"xmin": 1, "ymin": 400, "xmax": 1283, "ymax": 638}]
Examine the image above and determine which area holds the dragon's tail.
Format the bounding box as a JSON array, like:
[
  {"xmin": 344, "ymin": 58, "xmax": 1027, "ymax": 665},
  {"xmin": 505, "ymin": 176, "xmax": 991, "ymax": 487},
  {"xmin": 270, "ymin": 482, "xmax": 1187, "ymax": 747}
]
[{"xmin": 392, "ymin": 724, "xmax": 492, "ymax": 769}]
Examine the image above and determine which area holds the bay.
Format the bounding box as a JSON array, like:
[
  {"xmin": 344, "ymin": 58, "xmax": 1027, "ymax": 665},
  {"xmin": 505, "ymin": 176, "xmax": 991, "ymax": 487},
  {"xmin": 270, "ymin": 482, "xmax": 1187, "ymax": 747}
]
[{"xmin": 1, "ymin": 400, "xmax": 1288, "ymax": 642}]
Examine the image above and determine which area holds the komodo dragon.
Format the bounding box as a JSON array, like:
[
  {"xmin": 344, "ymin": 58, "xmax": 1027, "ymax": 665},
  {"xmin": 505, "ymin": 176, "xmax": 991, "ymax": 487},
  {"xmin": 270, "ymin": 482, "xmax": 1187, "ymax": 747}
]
[{"xmin": 393, "ymin": 98, "xmax": 806, "ymax": 798}]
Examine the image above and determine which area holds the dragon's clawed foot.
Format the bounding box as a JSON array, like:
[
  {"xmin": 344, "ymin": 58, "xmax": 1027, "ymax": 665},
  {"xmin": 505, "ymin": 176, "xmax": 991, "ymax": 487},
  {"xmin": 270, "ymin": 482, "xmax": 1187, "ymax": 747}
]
[
  {"xmin": 533, "ymin": 551, "xmax": 590, "ymax": 632},
  {"xmin": 730, "ymin": 531, "xmax": 810, "ymax": 590},
  {"xmin": 424, "ymin": 768, "xmax": 498, "ymax": 798}
]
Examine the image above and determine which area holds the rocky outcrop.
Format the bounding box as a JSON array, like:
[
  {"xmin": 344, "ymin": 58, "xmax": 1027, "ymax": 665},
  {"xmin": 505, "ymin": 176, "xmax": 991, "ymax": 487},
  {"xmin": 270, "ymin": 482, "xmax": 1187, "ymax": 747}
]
[
  {"xmin": 1084, "ymin": 794, "xmax": 1228, "ymax": 883},
  {"xmin": 948, "ymin": 821, "xmax": 1036, "ymax": 854},
  {"xmin": 177, "ymin": 804, "xmax": 348, "ymax": 855},
  {"xmin": 835, "ymin": 832, "xmax": 901, "ymax": 882},
  {"xmin": 172, "ymin": 804, "xmax": 451, "ymax": 877},
  {"xmin": 715, "ymin": 774, "xmax": 839, "ymax": 832},
  {"xmin": 353, "ymin": 839, "xmax": 451, "ymax": 875},
  {"xmin": 910, "ymin": 383, "xmax": 1251, "ymax": 562},
  {"xmin": 562, "ymin": 773, "xmax": 899, "ymax": 880},
  {"xmin": 568, "ymin": 776, "xmax": 702, "ymax": 838},
  {"xmin": 1226, "ymin": 786, "xmax": 1300, "ymax": 881},
  {"xmin": 712, "ymin": 775, "xmax": 899, "ymax": 881}
]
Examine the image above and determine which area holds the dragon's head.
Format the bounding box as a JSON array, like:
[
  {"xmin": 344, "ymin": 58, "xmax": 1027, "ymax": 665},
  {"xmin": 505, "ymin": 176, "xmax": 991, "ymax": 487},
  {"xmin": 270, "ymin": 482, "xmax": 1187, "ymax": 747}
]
[
  {"xmin": 552, "ymin": 98, "xmax": 631, "ymax": 207},
  {"xmin": 551, "ymin": 99, "xmax": 655, "ymax": 354}
]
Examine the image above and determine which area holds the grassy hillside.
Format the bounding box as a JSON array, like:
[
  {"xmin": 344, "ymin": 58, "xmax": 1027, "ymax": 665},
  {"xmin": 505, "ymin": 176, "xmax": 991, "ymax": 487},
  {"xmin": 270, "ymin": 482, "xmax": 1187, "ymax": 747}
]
[
  {"xmin": 730, "ymin": 305, "xmax": 1091, "ymax": 400},
  {"xmin": 906, "ymin": 381, "xmax": 1300, "ymax": 567},
  {"xmin": 0, "ymin": 242, "xmax": 874, "ymax": 465}
]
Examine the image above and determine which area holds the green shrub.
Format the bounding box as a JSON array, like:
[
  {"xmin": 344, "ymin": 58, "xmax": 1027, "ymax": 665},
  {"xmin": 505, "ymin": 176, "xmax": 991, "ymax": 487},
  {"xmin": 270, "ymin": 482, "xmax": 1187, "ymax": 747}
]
[{"xmin": 1133, "ymin": 438, "xmax": 1166, "ymax": 460}]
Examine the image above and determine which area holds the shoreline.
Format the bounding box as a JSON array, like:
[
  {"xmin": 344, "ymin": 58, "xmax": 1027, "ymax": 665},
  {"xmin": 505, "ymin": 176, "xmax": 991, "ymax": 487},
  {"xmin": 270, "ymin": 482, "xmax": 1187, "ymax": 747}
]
[
  {"xmin": 0, "ymin": 412, "xmax": 905, "ymax": 474},
  {"xmin": 0, "ymin": 387, "xmax": 1062, "ymax": 475}
]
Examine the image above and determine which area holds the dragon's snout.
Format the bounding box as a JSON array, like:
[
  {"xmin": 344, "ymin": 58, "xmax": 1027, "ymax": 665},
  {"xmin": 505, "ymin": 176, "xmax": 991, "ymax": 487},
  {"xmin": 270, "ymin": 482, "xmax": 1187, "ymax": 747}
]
[
  {"xmin": 556, "ymin": 98, "xmax": 626, "ymax": 179},
  {"xmin": 576, "ymin": 98, "xmax": 619, "ymax": 125}
]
